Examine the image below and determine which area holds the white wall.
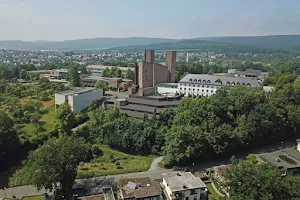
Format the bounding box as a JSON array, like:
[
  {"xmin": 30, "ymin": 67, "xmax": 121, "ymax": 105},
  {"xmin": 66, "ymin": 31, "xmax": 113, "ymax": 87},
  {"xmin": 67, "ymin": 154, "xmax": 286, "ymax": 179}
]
[
  {"xmin": 178, "ymin": 83, "xmax": 221, "ymax": 97},
  {"xmin": 162, "ymin": 178, "xmax": 207, "ymax": 200},
  {"xmin": 68, "ymin": 89, "xmax": 103, "ymax": 113},
  {"xmin": 55, "ymin": 93, "xmax": 68, "ymax": 106},
  {"xmin": 156, "ymin": 85, "xmax": 178, "ymax": 95}
]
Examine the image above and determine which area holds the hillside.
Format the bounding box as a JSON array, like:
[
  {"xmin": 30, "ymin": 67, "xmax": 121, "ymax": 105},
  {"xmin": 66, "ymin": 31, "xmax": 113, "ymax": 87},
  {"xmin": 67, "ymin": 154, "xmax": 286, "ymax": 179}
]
[
  {"xmin": 0, "ymin": 37, "xmax": 177, "ymax": 50},
  {"xmin": 111, "ymin": 39, "xmax": 300, "ymax": 54},
  {"xmin": 198, "ymin": 35, "xmax": 300, "ymax": 49}
]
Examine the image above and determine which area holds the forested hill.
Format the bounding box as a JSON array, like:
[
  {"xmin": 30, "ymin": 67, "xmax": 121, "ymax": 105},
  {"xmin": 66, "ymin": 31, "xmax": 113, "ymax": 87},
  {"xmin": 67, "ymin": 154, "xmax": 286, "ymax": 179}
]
[
  {"xmin": 199, "ymin": 35, "xmax": 300, "ymax": 49},
  {"xmin": 111, "ymin": 39, "xmax": 300, "ymax": 54},
  {"xmin": 0, "ymin": 37, "xmax": 177, "ymax": 50}
]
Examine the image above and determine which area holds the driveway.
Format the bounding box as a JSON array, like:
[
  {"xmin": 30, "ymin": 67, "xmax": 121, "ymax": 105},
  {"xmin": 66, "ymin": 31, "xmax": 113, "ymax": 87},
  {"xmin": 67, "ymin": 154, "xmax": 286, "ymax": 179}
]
[{"xmin": 148, "ymin": 156, "xmax": 164, "ymax": 172}]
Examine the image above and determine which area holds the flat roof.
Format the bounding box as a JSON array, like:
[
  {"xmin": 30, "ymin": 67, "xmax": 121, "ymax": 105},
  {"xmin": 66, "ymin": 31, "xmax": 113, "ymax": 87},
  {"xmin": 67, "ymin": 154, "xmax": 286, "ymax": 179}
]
[
  {"xmin": 56, "ymin": 87, "xmax": 96, "ymax": 96},
  {"xmin": 259, "ymin": 149, "xmax": 300, "ymax": 169},
  {"xmin": 87, "ymin": 65, "xmax": 135, "ymax": 71},
  {"xmin": 162, "ymin": 171, "xmax": 206, "ymax": 192}
]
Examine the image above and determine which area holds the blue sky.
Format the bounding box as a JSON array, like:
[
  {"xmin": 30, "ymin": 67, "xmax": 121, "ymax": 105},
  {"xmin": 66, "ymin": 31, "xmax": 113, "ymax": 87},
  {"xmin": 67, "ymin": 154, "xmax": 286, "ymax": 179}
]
[{"xmin": 0, "ymin": 0, "xmax": 300, "ymax": 41}]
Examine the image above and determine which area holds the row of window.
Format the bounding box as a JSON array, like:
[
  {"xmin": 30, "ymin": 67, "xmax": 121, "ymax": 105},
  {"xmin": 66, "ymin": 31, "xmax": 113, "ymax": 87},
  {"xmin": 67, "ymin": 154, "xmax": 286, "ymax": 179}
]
[
  {"xmin": 180, "ymin": 87, "xmax": 215, "ymax": 93},
  {"xmin": 181, "ymin": 81, "xmax": 251, "ymax": 87},
  {"xmin": 180, "ymin": 84, "xmax": 214, "ymax": 88}
]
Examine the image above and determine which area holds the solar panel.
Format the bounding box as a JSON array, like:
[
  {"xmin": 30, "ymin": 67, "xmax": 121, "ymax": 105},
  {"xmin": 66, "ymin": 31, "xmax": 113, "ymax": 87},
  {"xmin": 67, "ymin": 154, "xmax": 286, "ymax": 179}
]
[{"xmin": 127, "ymin": 181, "xmax": 137, "ymax": 190}]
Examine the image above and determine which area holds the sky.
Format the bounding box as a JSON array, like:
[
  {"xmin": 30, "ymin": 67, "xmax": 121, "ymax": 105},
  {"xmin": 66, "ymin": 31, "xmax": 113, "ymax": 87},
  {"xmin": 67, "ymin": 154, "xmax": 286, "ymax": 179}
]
[{"xmin": 0, "ymin": 0, "xmax": 300, "ymax": 41}]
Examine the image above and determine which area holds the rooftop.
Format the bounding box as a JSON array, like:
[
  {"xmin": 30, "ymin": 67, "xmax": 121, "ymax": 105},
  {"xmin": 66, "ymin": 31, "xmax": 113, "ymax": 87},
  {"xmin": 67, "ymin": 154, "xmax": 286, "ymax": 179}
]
[
  {"xmin": 179, "ymin": 74, "xmax": 260, "ymax": 87},
  {"xmin": 162, "ymin": 171, "xmax": 206, "ymax": 192},
  {"xmin": 259, "ymin": 149, "xmax": 300, "ymax": 170},
  {"xmin": 119, "ymin": 177, "xmax": 161, "ymax": 199},
  {"xmin": 56, "ymin": 87, "xmax": 96, "ymax": 96}
]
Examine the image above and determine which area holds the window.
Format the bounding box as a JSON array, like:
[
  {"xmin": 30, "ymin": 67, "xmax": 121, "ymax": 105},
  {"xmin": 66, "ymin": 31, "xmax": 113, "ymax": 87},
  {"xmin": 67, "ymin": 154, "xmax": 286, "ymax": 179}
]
[
  {"xmin": 189, "ymin": 79, "xmax": 192, "ymax": 82},
  {"xmin": 180, "ymin": 87, "xmax": 182, "ymax": 90},
  {"xmin": 189, "ymin": 84, "xmax": 191, "ymax": 86},
  {"xmin": 202, "ymin": 85, "xmax": 204, "ymax": 88},
  {"xmin": 188, "ymin": 88, "xmax": 191, "ymax": 91},
  {"xmin": 193, "ymin": 85, "xmax": 195, "ymax": 87},
  {"xmin": 211, "ymin": 90, "xmax": 213, "ymax": 93},
  {"xmin": 197, "ymin": 89, "xmax": 199, "ymax": 91},
  {"xmin": 184, "ymin": 88, "xmax": 186, "ymax": 90},
  {"xmin": 190, "ymin": 189, "xmax": 197, "ymax": 195},
  {"xmin": 184, "ymin": 84, "xmax": 186, "ymax": 86},
  {"xmin": 202, "ymin": 89, "xmax": 204, "ymax": 92},
  {"xmin": 194, "ymin": 198, "xmax": 197, "ymax": 200},
  {"xmin": 207, "ymin": 80, "xmax": 211, "ymax": 84},
  {"xmin": 194, "ymin": 79, "xmax": 197, "ymax": 82},
  {"xmin": 186, "ymin": 197, "xmax": 189, "ymax": 200},
  {"xmin": 206, "ymin": 90, "xmax": 209, "ymax": 92},
  {"xmin": 200, "ymin": 193, "xmax": 205, "ymax": 200},
  {"xmin": 211, "ymin": 86, "xmax": 214, "ymax": 88},
  {"xmin": 207, "ymin": 86, "xmax": 209, "ymax": 88},
  {"xmin": 180, "ymin": 84, "xmax": 182, "ymax": 86},
  {"xmin": 193, "ymin": 89, "xmax": 195, "ymax": 91}
]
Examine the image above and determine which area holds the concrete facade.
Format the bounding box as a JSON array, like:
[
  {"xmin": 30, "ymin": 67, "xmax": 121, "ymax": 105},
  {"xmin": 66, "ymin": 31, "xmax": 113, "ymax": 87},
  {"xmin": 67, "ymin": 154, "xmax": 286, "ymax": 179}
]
[
  {"xmin": 166, "ymin": 51, "xmax": 176, "ymax": 83},
  {"xmin": 138, "ymin": 61, "xmax": 153, "ymax": 89},
  {"xmin": 153, "ymin": 63, "xmax": 169, "ymax": 86},
  {"xmin": 155, "ymin": 83, "xmax": 178, "ymax": 96},
  {"xmin": 55, "ymin": 88, "xmax": 103, "ymax": 113},
  {"xmin": 162, "ymin": 172, "xmax": 207, "ymax": 200},
  {"xmin": 87, "ymin": 65, "xmax": 135, "ymax": 75},
  {"xmin": 145, "ymin": 50, "xmax": 155, "ymax": 63}
]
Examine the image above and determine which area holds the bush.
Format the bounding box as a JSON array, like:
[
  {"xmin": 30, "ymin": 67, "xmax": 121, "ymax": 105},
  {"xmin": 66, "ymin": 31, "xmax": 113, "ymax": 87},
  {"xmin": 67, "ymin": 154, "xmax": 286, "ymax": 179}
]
[{"xmin": 91, "ymin": 145, "xmax": 103, "ymax": 157}]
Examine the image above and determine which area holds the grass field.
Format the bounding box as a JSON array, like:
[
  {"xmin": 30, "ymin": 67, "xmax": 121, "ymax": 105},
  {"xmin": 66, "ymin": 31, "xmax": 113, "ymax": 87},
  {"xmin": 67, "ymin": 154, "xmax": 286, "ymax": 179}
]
[
  {"xmin": 78, "ymin": 145, "xmax": 154, "ymax": 178},
  {"xmin": 207, "ymin": 183, "xmax": 221, "ymax": 200},
  {"xmin": 23, "ymin": 196, "xmax": 43, "ymax": 200},
  {"xmin": 213, "ymin": 73, "xmax": 226, "ymax": 76}
]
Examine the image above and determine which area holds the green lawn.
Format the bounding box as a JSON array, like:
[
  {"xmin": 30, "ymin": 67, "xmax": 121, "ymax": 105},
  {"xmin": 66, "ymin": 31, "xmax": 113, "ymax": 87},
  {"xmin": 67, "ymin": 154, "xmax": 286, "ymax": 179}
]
[
  {"xmin": 77, "ymin": 145, "xmax": 154, "ymax": 178},
  {"xmin": 207, "ymin": 183, "xmax": 221, "ymax": 200},
  {"xmin": 23, "ymin": 196, "xmax": 43, "ymax": 200},
  {"xmin": 213, "ymin": 73, "xmax": 226, "ymax": 76}
]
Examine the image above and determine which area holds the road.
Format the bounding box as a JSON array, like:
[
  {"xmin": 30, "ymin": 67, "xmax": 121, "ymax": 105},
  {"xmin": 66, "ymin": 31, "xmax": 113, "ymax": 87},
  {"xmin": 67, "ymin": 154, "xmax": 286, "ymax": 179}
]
[{"xmin": 148, "ymin": 156, "xmax": 164, "ymax": 172}]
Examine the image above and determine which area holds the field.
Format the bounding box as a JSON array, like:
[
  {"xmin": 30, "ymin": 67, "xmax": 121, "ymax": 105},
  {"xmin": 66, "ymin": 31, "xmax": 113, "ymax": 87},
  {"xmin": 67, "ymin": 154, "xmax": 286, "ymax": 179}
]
[
  {"xmin": 213, "ymin": 73, "xmax": 226, "ymax": 76},
  {"xmin": 77, "ymin": 145, "xmax": 154, "ymax": 178},
  {"xmin": 207, "ymin": 183, "xmax": 221, "ymax": 200}
]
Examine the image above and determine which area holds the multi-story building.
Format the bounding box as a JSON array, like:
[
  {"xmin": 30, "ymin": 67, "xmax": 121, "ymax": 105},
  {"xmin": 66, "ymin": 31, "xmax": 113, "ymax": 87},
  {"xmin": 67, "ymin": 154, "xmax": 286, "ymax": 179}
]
[
  {"xmin": 55, "ymin": 87, "xmax": 103, "ymax": 113},
  {"xmin": 86, "ymin": 65, "xmax": 135, "ymax": 75},
  {"xmin": 119, "ymin": 177, "xmax": 162, "ymax": 200},
  {"xmin": 40, "ymin": 69, "xmax": 68, "ymax": 80},
  {"xmin": 135, "ymin": 50, "xmax": 176, "ymax": 96},
  {"xmin": 178, "ymin": 74, "xmax": 260, "ymax": 97},
  {"xmin": 106, "ymin": 95, "xmax": 181, "ymax": 119},
  {"xmin": 162, "ymin": 171, "xmax": 207, "ymax": 200}
]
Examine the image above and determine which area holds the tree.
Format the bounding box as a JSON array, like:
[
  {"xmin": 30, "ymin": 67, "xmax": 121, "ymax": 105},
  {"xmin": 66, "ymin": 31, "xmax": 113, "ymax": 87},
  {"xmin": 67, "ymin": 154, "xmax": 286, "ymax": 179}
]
[
  {"xmin": 115, "ymin": 68, "xmax": 122, "ymax": 78},
  {"xmin": 95, "ymin": 80, "xmax": 108, "ymax": 91},
  {"xmin": 102, "ymin": 68, "xmax": 110, "ymax": 77},
  {"xmin": 0, "ymin": 111, "xmax": 20, "ymax": 170},
  {"xmin": 67, "ymin": 65, "xmax": 80, "ymax": 87},
  {"xmin": 0, "ymin": 65, "xmax": 8, "ymax": 79},
  {"xmin": 124, "ymin": 68, "xmax": 135, "ymax": 81},
  {"xmin": 22, "ymin": 136, "xmax": 88, "ymax": 200},
  {"xmin": 19, "ymin": 69, "xmax": 28, "ymax": 80},
  {"xmin": 56, "ymin": 101, "xmax": 75, "ymax": 135}
]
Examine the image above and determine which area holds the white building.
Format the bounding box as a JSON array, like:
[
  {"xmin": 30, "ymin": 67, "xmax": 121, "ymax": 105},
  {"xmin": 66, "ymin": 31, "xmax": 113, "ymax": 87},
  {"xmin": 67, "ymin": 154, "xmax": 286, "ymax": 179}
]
[
  {"xmin": 86, "ymin": 65, "xmax": 135, "ymax": 75},
  {"xmin": 155, "ymin": 83, "xmax": 178, "ymax": 97},
  {"xmin": 178, "ymin": 74, "xmax": 260, "ymax": 97},
  {"xmin": 162, "ymin": 171, "xmax": 207, "ymax": 200},
  {"xmin": 55, "ymin": 87, "xmax": 103, "ymax": 113}
]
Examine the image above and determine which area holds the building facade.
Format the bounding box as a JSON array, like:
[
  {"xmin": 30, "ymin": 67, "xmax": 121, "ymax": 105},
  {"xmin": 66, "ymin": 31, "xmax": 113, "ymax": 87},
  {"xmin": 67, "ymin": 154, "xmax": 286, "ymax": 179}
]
[
  {"xmin": 55, "ymin": 87, "xmax": 103, "ymax": 113},
  {"xmin": 178, "ymin": 74, "xmax": 260, "ymax": 97},
  {"xmin": 162, "ymin": 172, "xmax": 207, "ymax": 200},
  {"xmin": 86, "ymin": 65, "xmax": 135, "ymax": 75},
  {"xmin": 135, "ymin": 50, "xmax": 176, "ymax": 96}
]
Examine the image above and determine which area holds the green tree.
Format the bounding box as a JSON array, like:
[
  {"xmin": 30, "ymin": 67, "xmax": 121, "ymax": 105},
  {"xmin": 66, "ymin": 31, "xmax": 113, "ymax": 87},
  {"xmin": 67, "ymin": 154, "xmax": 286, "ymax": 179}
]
[
  {"xmin": 56, "ymin": 101, "xmax": 75, "ymax": 135},
  {"xmin": 0, "ymin": 111, "xmax": 20, "ymax": 169},
  {"xmin": 67, "ymin": 65, "xmax": 80, "ymax": 87},
  {"xmin": 102, "ymin": 68, "xmax": 110, "ymax": 77},
  {"xmin": 22, "ymin": 136, "xmax": 88, "ymax": 200},
  {"xmin": 19, "ymin": 69, "xmax": 28, "ymax": 80},
  {"xmin": 124, "ymin": 68, "xmax": 135, "ymax": 81},
  {"xmin": 95, "ymin": 80, "xmax": 108, "ymax": 91},
  {"xmin": 115, "ymin": 68, "xmax": 122, "ymax": 78}
]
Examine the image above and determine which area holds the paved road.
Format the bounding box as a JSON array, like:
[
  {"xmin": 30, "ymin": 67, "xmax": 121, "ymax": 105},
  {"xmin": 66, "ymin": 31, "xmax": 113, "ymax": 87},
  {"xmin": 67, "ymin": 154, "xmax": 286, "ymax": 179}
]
[{"xmin": 148, "ymin": 156, "xmax": 163, "ymax": 172}]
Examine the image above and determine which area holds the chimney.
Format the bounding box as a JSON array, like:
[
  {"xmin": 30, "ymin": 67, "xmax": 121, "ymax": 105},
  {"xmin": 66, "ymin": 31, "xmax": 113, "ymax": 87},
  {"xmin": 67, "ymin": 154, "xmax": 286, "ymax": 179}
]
[{"xmin": 297, "ymin": 139, "xmax": 300, "ymax": 152}]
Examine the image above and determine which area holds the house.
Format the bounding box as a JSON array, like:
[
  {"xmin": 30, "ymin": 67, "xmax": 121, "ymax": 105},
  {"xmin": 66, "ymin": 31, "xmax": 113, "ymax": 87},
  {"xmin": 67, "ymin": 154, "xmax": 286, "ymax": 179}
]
[
  {"xmin": 162, "ymin": 171, "xmax": 207, "ymax": 200},
  {"xmin": 178, "ymin": 74, "xmax": 260, "ymax": 97},
  {"xmin": 119, "ymin": 177, "xmax": 162, "ymax": 200},
  {"xmin": 55, "ymin": 87, "xmax": 103, "ymax": 113},
  {"xmin": 259, "ymin": 148, "xmax": 300, "ymax": 175}
]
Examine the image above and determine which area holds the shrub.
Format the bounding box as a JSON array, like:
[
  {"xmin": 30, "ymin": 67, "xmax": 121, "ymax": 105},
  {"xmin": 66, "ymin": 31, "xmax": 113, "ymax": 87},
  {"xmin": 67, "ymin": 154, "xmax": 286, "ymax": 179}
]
[{"xmin": 91, "ymin": 145, "xmax": 103, "ymax": 157}]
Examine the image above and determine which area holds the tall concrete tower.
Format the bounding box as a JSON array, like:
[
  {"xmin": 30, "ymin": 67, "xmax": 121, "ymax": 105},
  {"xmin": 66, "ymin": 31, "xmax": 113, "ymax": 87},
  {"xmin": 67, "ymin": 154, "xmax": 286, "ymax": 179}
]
[
  {"xmin": 145, "ymin": 50, "xmax": 155, "ymax": 63},
  {"xmin": 166, "ymin": 51, "xmax": 176, "ymax": 83}
]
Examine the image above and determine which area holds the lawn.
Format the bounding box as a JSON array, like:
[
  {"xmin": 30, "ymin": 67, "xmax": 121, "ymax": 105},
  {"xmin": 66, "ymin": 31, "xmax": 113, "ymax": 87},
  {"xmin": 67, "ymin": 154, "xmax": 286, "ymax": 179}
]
[
  {"xmin": 23, "ymin": 196, "xmax": 43, "ymax": 200},
  {"xmin": 213, "ymin": 73, "xmax": 226, "ymax": 76},
  {"xmin": 207, "ymin": 183, "xmax": 221, "ymax": 200},
  {"xmin": 77, "ymin": 145, "xmax": 154, "ymax": 179}
]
